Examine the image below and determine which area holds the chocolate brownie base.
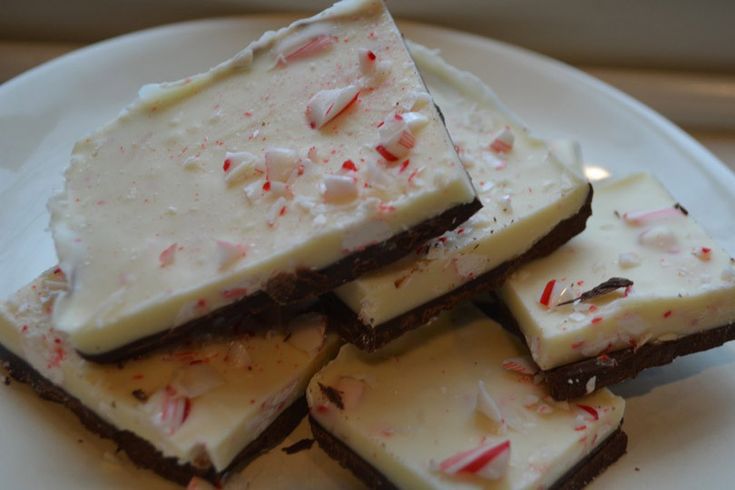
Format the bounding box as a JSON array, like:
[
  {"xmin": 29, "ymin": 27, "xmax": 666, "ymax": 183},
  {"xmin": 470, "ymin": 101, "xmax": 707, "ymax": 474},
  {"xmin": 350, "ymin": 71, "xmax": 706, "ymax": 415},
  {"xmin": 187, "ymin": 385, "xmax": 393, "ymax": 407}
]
[
  {"xmin": 0, "ymin": 343, "xmax": 306, "ymax": 487},
  {"xmin": 309, "ymin": 415, "xmax": 626, "ymax": 490},
  {"xmin": 79, "ymin": 198, "xmax": 481, "ymax": 364},
  {"xmin": 324, "ymin": 185, "xmax": 592, "ymax": 351},
  {"xmin": 478, "ymin": 296, "xmax": 735, "ymax": 400},
  {"xmin": 265, "ymin": 198, "xmax": 482, "ymax": 304}
]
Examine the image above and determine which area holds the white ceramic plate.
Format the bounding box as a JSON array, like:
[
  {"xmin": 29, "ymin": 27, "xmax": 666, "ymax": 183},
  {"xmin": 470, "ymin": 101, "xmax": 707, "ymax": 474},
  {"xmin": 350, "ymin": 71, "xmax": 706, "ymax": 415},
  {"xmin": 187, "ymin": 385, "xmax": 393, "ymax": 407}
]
[{"xmin": 1, "ymin": 15, "xmax": 734, "ymax": 490}]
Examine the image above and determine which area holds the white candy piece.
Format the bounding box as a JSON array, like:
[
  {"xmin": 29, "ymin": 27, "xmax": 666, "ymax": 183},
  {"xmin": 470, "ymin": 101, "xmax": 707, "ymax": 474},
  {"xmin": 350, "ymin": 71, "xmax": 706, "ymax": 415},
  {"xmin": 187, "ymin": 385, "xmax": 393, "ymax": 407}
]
[
  {"xmin": 171, "ymin": 364, "xmax": 225, "ymax": 398},
  {"xmin": 638, "ymin": 225, "xmax": 678, "ymax": 251},
  {"xmin": 287, "ymin": 313, "xmax": 326, "ymax": 355},
  {"xmin": 322, "ymin": 175, "xmax": 359, "ymax": 203},
  {"xmin": 215, "ymin": 240, "xmax": 247, "ymax": 270},
  {"xmin": 439, "ymin": 439, "xmax": 511, "ymax": 480},
  {"xmin": 223, "ymin": 151, "xmax": 260, "ymax": 186},
  {"xmin": 618, "ymin": 252, "xmax": 641, "ymax": 268},
  {"xmin": 265, "ymin": 148, "xmax": 299, "ymax": 182},
  {"xmin": 476, "ymin": 380, "xmax": 504, "ymax": 425},
  {"xmin": 377, "ymin": 115, "xmax": 416, "ymax": 161},
  {"xmin": 490, "ymin": 127, "xmax": 514, "ymax": 153},
  {"xmin": 400, "ymin": 111, "xmax": 430, "ymax": 131},
  {"xmin": 305, "ymin": 85, "xmax": 360, "ymax": 129}
]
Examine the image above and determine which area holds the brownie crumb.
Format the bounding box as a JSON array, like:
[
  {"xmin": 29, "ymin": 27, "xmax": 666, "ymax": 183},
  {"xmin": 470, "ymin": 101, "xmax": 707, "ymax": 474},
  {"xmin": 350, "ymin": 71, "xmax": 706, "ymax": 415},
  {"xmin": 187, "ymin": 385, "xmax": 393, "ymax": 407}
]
[
  {"xmin": 3, "ymin": 376, "xmax": 10, "ymax": 386},
  {"xmin": 132, "ymin": 389, "xmax": 148, "ymax": 402},
  {"xmin": 635, "ymin": 467, "xmax": 640, "ymax": 472},
  {"xmin": 319, "ymin": 383, "xmax": 344, "ymax": 410},
  {"xmin": 282, "ymin": 438, "xmax": 315, "ymax": 455}
]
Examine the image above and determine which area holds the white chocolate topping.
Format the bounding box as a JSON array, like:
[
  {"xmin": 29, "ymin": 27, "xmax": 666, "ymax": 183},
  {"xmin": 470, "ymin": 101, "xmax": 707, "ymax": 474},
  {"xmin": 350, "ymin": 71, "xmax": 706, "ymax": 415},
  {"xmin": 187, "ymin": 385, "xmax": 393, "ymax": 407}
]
[
  {"xmin": 0, "ymin": 270, "xmax": 339, "ymax": 471},
  {"xmin": 307, "ymin": 304, "xmax": 624, "ymax": 489},
  {"xmin": 501, "ymin": 173, "xmax": 735, "ymax": 370},
  {"xmin": 335, "ymin": 43, "xmax": 589, "ymax": 327},
  {"xmin": 48, "ymin": 0, "xmax": 476, "ymax": 355}
]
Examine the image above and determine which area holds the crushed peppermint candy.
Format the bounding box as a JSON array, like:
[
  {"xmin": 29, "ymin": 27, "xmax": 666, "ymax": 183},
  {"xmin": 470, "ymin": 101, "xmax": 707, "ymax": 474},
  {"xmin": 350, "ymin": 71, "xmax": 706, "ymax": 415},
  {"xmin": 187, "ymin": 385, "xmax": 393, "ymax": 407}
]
[
  {"xmin": 400, "ymin": 112, "xmax": 430, "ymax": 131},
  {"xmin": 306, "ymin": 85, "xmax": 360, "ymax": 129},
  {"xmin": 693, "ymin": 246, "xmax": 712, "ymax": 261},
  {"xmin": 358, "ymin": 48, "xmax": 378, "ymax": 74},
  {"xmin": 275, "ymin": 24, "xmax": 336, "ymax": 66},
  {"xmin": 323, "ymin": 175, "xmax": 359, "ymax": 203},
  {"xmin": 159, "ymin": 243, "xmax": 177, "ymax": 267},
  {"xmin": 151, "ymin": 385, "xmax": 192, "ymax": 435},
  {"xmin": 215, "ymin": 240, "xmax": 247, "ymax": 270},
  {"xmin": 267, "ymin": 196, "xmax": 289, "ymax": 226},
  {"xmin": 438, "ymin": 439, "xmax": 511, "ymax": 480},
  {"xmin": 171, "ymin": 364, "xmax": 224, "ymax": 398},
  {"xmin": 265, "ymin": 147, "xmax": 299, "ymax": 182},
  {"xmin": 618, "ymin": 252, "xmax": 641, "ymax": 268},
  {"xmin": 489, "ymin": 127, "xmax": 514, "ymax": 154},
  {"xmin": 539, "ymin": 279, "xmax": 557, "ymax": 307},
  {"xmin": 623, "ymin": 206, "xmax": 684, "ymax": 226},
  {"xmin": 576, "ymin": 404, "xmax": 599, "ymax": 421},
  {"xmin": 501, "ymin": 356, "xmax": 538, "ymax": 376},
  {"xmin": 585, "ymin": 376, "xmax": 597, "ymax": 394},
  {"xmin": 223, "ymin": 151, "xmax": 260, "ymax": 186},
  {"xmin": 286, "ymin": 313, "xmax": 326, "ymax": 355},
  {"xmin": 639, "ymin": 225, "xmax": 678, "ymax": 251},
  {"xmin": 376, "ymin": 113, "xmax": 416, "ymax": 162},
  {"xmin": 476, "ymin": 380, "xmax": 504, "ymax": 427},
  {"xmin": 225, "ymin": 341, "xmax": 252, "ymax": 368}
]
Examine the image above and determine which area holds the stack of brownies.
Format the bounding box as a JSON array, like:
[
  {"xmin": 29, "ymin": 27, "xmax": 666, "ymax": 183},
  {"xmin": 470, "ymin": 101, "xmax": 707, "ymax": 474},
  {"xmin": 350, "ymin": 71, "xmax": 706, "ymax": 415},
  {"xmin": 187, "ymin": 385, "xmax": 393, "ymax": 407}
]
[{"xmin": 2, "ymin": 1, "xmax": 734, "ymax": 488}]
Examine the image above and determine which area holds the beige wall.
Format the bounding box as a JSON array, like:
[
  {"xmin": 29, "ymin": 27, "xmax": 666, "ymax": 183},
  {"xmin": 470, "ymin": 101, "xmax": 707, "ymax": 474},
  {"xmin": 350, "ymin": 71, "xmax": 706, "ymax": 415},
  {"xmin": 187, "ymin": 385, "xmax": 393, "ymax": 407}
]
[{"xmin": 2, "ymin": 0, "xmax": 734, "ymax": 72}]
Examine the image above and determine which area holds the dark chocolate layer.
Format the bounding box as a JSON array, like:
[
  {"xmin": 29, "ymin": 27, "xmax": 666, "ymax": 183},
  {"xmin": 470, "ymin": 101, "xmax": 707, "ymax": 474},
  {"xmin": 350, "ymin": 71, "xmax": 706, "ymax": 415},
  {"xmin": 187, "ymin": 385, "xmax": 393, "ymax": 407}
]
[
  {"xmin": 478, "ymin": 296, "xmax": 735, "ymax": 400},
  {"xmin": 265, "ymin": 197, "xmax": 482, "ymax": 303},
  {"xmin": 310, "ymin": 415, "xmax": 626, "ymax": 490},
  {"xmin": 79, "ymin": 291, "xmax": 275, "ymax": 364},
  {"xmin": 0, "ymin": 342, "xmax": 306, "ymax": 487},
  {"xmin": 325, "ymin": 184, "xmax": 592, "ymax": 351}
]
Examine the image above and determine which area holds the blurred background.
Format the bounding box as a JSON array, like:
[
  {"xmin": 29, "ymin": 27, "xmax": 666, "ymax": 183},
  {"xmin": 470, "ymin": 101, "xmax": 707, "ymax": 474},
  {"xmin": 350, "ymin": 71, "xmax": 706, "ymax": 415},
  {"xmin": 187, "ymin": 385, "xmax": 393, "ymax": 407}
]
[{"xmin": 1, "ymin": 0, "xmax": 734, "ymax": 168}]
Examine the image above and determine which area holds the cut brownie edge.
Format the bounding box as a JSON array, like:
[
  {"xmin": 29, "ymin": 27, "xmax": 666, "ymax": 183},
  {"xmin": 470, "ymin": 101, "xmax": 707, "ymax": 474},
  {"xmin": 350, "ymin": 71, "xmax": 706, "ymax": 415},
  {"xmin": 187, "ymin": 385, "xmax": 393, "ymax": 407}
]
[
  {"xmin": 0, "ymin": 342, "xmax": 306, "ymax": 486},
  {"xmin": 478, "ymin": 295, "xmax": 735, "ymax": 400},
  {"xmin": 309, "ymin": 415, "xmax": 626, "ymax": 490},
  {"xmin": 325, "ymin": 184, "xmax": 592, "ymax": 351}
]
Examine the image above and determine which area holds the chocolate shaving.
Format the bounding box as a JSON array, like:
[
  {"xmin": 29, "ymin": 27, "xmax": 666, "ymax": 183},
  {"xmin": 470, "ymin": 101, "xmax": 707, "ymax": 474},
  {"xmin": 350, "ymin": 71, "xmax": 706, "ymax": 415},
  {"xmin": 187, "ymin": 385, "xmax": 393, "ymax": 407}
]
[
  {"xmin": 557, "ymin": 277, "xmax": 633, "ymax": 306},
  {"xmin": 318, "ymin": 382, "xmax": 344, "ymax": 410},
  {"xmin": 281, "ymin": 438, "xmax": 315, "ymax": 455},
  {"xmin": 674, "ymin": 203, "xmax": 689, "ymax": 216},
  {"xmin": 131, "ymin": 389, "xmax": 148, "ymax": 402}
]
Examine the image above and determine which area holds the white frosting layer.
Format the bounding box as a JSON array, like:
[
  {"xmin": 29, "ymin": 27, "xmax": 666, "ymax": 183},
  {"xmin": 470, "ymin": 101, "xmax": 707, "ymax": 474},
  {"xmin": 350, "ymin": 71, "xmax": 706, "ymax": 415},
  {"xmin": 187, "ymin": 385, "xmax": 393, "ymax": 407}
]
[
  {"xmin": 307, "ymin": 304, "xmax": 624, "ymax": 489},
  {"xmin": 0, "ymin": 270, "xmax": 339, "ymax": 471},
  {"xmin": 335, "ymin": 43, "xmax": 589, "ymax": 327},
  {"xmin": 501, "ymin": 173, "xmax": 735, "ymax": 370},
  {"xmin": 48, "ymin": 0, "xmax": 476, "ymax": 354}
]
